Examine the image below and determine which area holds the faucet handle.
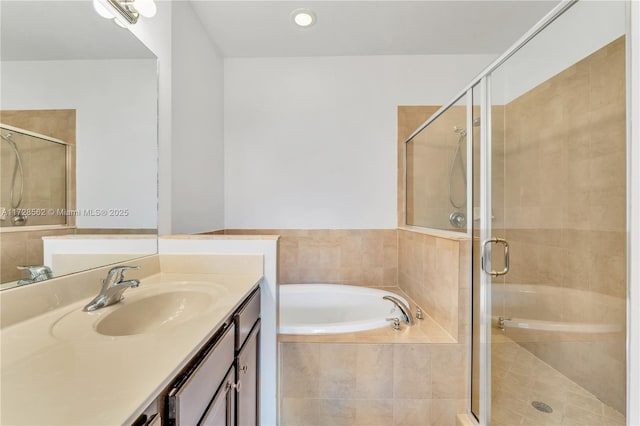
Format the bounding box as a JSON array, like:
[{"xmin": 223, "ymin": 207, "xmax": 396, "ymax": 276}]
[
  {"xmin": 104, "ymin": 265, "xmax": 140, "ymax": 284},
  {"xmin": 17, "ymin": 265, "xmax": 53, "ymax": 280},
  {"xmin": 386, "ymin": 317, "xmax": 401, "ymax": 331}
]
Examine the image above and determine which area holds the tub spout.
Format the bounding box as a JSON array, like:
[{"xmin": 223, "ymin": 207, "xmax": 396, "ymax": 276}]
[{"xmin": 383, "ymin": 295, "xmax": 412, "ymax": 326}]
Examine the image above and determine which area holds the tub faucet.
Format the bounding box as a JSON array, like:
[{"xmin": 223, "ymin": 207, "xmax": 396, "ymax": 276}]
[
  {"xmin": 383, "ymin": 295, "xmax": 413, "ymax": 326},
  {"xmin": 83, "ymin": 266, "xmax": 140, "ymax": 312},
  {"xmin": 16, "ymin": 265, "xmax": 53, "ymax": 286}
]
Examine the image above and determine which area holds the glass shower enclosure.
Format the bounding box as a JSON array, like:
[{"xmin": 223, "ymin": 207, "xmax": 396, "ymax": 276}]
[{"xmin": 405, "ymin": 1, "xmax": 628, "ymax": 424}]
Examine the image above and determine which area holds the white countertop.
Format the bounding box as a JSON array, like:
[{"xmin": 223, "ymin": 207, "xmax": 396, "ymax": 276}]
[{"xmin": 0, "ymin": 272, "xmax": 261, "ymax": 425}]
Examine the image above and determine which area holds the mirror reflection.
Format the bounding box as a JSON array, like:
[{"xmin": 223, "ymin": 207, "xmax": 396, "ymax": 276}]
[{"xmin": 0, "ymin": 0, "xmax": 158, "ymax": 289}]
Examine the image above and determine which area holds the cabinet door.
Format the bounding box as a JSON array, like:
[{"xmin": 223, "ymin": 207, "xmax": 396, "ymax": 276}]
[
  {"xmin": 200, "ymin": 367, "xmax": 236, "ymax": 426},
  {"xmin": 168, "ymin": 324, "xmax": 235, "ymax": 426},
  {"xmin": 236, "ymin": 321, "xmax": 260, "ymax": 426}
]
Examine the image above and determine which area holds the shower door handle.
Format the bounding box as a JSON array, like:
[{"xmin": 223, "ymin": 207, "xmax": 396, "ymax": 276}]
[{"xmin": 481, "ymin": 238, "xmax": 510, "ymax": 277}]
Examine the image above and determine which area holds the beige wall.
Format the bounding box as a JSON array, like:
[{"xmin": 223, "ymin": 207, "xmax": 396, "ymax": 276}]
[
  {"xmin": 223, "ymin": 229, "xmax": 398, "ymax": 287},
  {"xmin": 495, "ymin": 36, "xmax": 627, "ymax": 412}
]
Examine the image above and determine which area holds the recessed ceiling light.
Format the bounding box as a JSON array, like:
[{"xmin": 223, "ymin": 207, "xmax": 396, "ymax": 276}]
[{"xmin": 291, "ymin": 9, "xmax": 316, "ymax": 28}]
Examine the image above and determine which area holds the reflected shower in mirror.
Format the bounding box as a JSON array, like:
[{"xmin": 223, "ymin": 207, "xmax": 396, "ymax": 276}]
[{"xmin": 0, "ymin": 1, "xmax": 158, "ymax": 290}]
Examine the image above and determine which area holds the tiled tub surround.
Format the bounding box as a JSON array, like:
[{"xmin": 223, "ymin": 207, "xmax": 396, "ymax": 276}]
[
  {"xmin": 211, "ymin": 228, "xmax": 470, "ymax": 424},
  {"xmin": 397, "ymin": 229, "xmax": 470, "ymax": 342},
  {"xmin": 280, "ymin": 342, "xmax": 468, "ymax": 426},
  {"xmin": 0, "ymin": 253, "xmax": 263, "ymax": 424},
  {"xmin": 217, "ymin": 228, "xmax": 468, "ymax": 344},
  {"xmin": 220, "ymin": 229, "xmax": 399, "ymax": 286},
  {"xmin": 233, "ymin": 226, "xmax": 472, "ymax": 425},
  {"xmin": 278, "ymin": 285, "xmax": 466, "ymax": 426}
]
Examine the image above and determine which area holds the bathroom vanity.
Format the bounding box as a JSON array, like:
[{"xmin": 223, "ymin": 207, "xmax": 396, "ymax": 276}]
[
  {"xmin": 0, "ymin": 254, "xmax": 263, "ymax": 426},
  {"xmin": 153, "ymin": 287, "xmax": 261, "ymax": 426}
]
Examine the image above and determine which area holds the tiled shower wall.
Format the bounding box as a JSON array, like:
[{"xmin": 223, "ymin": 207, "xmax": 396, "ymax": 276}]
[{"xmin": 497, "ymin": 36, "xmax": 627, "ymax": 412}]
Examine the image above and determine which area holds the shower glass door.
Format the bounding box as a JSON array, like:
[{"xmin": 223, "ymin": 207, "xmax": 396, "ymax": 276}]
[{"xmin": 481, "ymin": 1, "xmax": 628, "ymax": 424}]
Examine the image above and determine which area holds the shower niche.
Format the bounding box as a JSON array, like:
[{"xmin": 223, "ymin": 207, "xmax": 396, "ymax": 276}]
[{"xmin": 0, "ymin": 121, "xmax": 73, "ymax": 228}]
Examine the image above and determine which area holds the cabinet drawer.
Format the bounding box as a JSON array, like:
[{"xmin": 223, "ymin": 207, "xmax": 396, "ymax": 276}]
[
  {"xmin": 168, "ymin": 323, "xmax": 235, "ymax": 426},
  {"xmin": 234, "ymin": 288, "xmax": 260, "ymax": 351}
]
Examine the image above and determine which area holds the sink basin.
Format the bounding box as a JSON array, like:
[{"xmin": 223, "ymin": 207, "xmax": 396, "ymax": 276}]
[
  {"xmin": 50, "ymin": 281, "xmax": 230, "ymax": 340},
  {"xmin": 95, "ymin": 291, "xmax": 214, "ymax": 337}
]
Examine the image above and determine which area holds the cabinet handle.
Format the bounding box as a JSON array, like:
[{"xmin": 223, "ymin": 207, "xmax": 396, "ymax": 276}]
[{"xmin": 232, "ymin": 380, "xmax": 242, "ymax": 392}]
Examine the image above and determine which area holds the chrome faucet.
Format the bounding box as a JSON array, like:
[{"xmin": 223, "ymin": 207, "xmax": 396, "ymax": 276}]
[
  {"xmin": 17, "ymin": 265, "xmax": 53, "ymax": 286},
  {"xmin": 83, "ymin": 266, "xmax": 140, "ymax": 312},
  {"xmin": 383, "ymin": 295, "xmax": 413, "ymax": 326}
]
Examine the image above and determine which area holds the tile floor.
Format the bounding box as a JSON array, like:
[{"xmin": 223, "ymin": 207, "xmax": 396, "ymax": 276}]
[{"xmin": 491, "ymin": 332, "xmax": 626, "ymax": 426}]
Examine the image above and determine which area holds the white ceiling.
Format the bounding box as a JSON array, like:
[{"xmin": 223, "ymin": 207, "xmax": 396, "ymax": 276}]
[
  {"xmin": 189, "ymin": 1, "xmax": 561, "ymax": 58},
  {"xmin": 1, "ymin": 1, "xmax": 155, "ymax": 61},
  {"xmin": 1, "ymin": 1, "xmax": 561, "ymax": 61}
]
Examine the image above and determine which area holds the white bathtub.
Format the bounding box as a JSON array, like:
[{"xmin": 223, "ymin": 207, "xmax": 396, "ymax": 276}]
[
  {"xmin": 279, "ymin": 284, "xmax": 410, "ymax": 335},
  {"xmin": 492, "ymin": 284, "xmax": 625, "ymax": 334}
]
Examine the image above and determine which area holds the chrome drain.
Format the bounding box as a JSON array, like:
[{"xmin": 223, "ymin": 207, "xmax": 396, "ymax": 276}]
[{"xmin": 531, "ymin": 401, "xmax": 553, "ymax": 413}]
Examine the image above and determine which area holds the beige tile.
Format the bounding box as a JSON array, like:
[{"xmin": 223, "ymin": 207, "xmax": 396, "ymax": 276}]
[
  {"xmin": 562, "ymin": 404, "xmax": 604, "ymax": 426},
  {"xmin": 280, "ymin": 398, "xmax": 319, "ymax": 426},
  {"xmin": 279, "ymin": 343, "xmax": 321, "ymax": 398},
  {"xmin": 430, "ymin": 399, "xmax": 468, "ymax": 426},
  {"xmin": 281, "ymin": 398, "xmax": 394, "ymax": 426},
  {"xmin": 431, "ymin": 344, "xmax": 468, "ymax": 399},
  {"xmin": 393, "ymin": 344, "xmax": 431, "ymax": 399},
  {"xmin": 354, "ymin": 344, "xmax": 394, "ymax": 399},
  {"xmin": 316, "ymin": 344, "xmax": 358, "ymax": 399},
  {"xmin": 394, "ymin": 399, "xmax": 431, "ymax": 426}
]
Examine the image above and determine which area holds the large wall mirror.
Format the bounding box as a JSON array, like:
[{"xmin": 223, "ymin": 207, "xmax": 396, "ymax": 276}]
[{"xmin": 0, "ymin": 1, "xmax": 158, "ymax": 290}]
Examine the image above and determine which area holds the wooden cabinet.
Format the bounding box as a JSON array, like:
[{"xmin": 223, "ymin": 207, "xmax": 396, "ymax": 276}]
[
  {"xmin": 166, "ymin": 324, "xmax": 236, "ymax": 425},
  {"xmin": 234, "ymin": 287, "xmax": 261, "ymax": 426},
  {"xmin": 200, "ymin": 367, "xmax": 236, "ymax": 426},
  {"xmin": 236, "ymin": 324, "xmax": 259, "ymax": 426},
  {"xmin": 133, "ymin": 287, "xmax": 261, "ymax": 426},
  {"xmin": 170, "ymin": 288, "xmax": 261, "ymax": 426}
]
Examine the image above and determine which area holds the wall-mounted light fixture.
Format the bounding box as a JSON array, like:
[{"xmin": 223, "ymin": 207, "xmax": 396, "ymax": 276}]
[{"xmin": 93, "ymin": 0, "xmax": 156, "ymax": 27}]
